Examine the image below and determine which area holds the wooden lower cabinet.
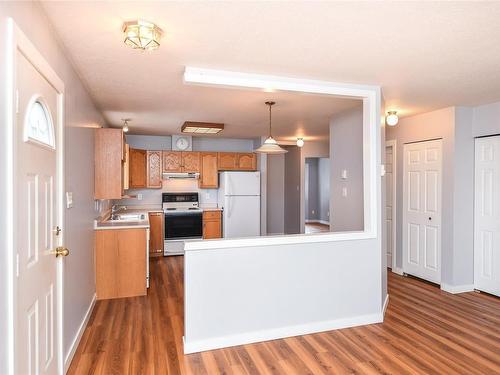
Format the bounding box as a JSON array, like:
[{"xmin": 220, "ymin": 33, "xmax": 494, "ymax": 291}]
[
  {"xmin": 148, "ymin": 212, "xmax": 164, "ymax": 256},
  {"xmin": 95, "ymin": 228, "xmax": 147, "ymax": 300},
  {"xmin": 203, "ymin": 210, "xmax": 222, "ymax": 239}
]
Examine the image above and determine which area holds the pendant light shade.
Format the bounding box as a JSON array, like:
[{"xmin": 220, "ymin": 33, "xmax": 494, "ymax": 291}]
[{"xmin": 255, "ymin": 101, "xmax": 288, "ymax": 154}]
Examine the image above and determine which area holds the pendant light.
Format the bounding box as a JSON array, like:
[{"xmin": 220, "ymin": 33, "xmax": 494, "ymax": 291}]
[{"xmin": 255, "ymin": 101, "xmax": 288, "ymax": 154}]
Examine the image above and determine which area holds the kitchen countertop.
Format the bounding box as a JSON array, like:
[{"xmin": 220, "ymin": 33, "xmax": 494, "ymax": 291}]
[{"xmin": 94, "ymin": 208, "xmax": 151, "ymax": 230}]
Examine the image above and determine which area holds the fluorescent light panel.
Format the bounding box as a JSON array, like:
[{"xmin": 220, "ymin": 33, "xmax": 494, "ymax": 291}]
[{"xmin": 181, "ymin": 121, "xmax": 224, "ymax": 134}]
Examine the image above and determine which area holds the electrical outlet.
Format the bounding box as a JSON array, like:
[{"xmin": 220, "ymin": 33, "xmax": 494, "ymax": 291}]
[
  {"xmin": 137, "ymin": 193, "xmax": 143, "ymax": 200},
  {"xmin": 312, "ymin": 210, "xmax": 315, "ymax": 215},
  {"xmin": 341, "ymin": 169, "xmax": 348, "ymax": 180},
  {"xmin": 342, "ymin": 187, "xmax": 348, "ymax": 197}
]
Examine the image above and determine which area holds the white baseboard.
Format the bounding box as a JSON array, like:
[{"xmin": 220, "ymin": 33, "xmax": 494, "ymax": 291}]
[
  {"xmin": 383, "ymin": 294, "xmax": 389, "ymax": 316},
  {"xmin": 440, "ymin": 283, "xmax": 475, "ymax": 294},
  {"xmin": 183, "ymin": 312, "xmax": 383, "ymax": 354},
  {"xmin": 391, "ymin": 267, "xmax": 404, "ymax": 276},
  {"xmin": 64, "ymin": 293, "xmax": 96, "ymax": 373}
]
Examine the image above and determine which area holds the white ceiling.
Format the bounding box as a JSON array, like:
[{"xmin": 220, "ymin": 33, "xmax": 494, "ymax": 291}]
[{"xmin": 41, "ymin": 1, "xmax": 500, "ymax": 139}]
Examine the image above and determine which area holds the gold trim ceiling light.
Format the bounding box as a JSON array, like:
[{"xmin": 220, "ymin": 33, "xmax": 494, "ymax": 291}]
[
  {"xmin": 123, "ymin": 20, "xmax": 163, "ymax": 50},
  {"xmin": 255, "ymin": 101, "xmax": 288, "ymax": 154},
  {"xmin": 182, "ymin": 121, "xmax": 224, "ymax": 134}
]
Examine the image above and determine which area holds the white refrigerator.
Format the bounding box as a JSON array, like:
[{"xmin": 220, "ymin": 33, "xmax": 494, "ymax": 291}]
[{"xmin": 218, "ymin": 171, "xmax": 261, "ymax": 238}]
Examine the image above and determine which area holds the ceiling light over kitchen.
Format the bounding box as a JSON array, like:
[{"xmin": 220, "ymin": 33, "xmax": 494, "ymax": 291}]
[
  {"xmin": 296, "ymin": 138, "xmax": 304, "ymax": 147},
  {"xmin": 181, "ymin": 121, "xmax": 224, "ymax": 134},
  {"xmin": 122, "ymin": 118, "xmax": 131, "ymax": 133},
  {"xmin": 255, "ymin": 101, "xmax": 288, "ymax": 154},
  {"xmin": 386, "ymin": 111, "xmax": 399, "ymax": 126},
  {"xmin": 123, "ymin": 20, "xmax": 163, "ymax": 50}
]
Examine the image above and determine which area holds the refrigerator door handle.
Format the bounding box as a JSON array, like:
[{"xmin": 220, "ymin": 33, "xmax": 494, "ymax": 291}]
[{"xmin": 227, "ymin": 196, "xmax": 232, "ymax": 218}]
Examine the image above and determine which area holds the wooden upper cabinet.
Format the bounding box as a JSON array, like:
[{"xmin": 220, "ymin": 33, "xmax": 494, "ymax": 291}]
[
  {"xmin": 95, "ymin": 128, "xmax": 124, "ymax": 199},
  {"xmin": 129, "ymin": 148, "xmax": 147, "ymax": 189},
  {"xmin": 162, "ymin": 151, "xmax": 182, "ymax": 172},
  {"xmin": 182, "ymin": 152, "xmax": 200, "ymax": 173},
  {"xmin": 199, "ymin": 152, "xmax": 218, "ymax": 189},
  {"xmin": 237, "ymin": 153, "xmax": 257, "ymax": 170},
  {"xmin": 218, "ymin": 152, "xmax": 238, "ymax": 170},
  {"xmin": 147, "ymin": 151, "xmax": 163, "ymax": 188}
]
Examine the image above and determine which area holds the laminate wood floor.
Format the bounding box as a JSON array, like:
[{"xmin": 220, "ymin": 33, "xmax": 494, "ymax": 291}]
[{"xmin": 68, "ymin": 256, "xmax": 500, "ymax": 375}]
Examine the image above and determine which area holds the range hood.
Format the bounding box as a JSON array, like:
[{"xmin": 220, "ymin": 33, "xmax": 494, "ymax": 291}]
[{"xmin": 162, "ymin": 172, "xmax": 200, "ymax": 180}]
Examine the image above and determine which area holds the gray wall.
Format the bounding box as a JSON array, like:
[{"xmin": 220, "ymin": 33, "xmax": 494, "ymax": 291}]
[
  {"xmin": 386, "ymin": 107, "xmax": 455, "ymax": 282},
  {"xmin": 126, "ymin": 134, "xmax": 256, "ymax": 152},
  {"xmin": 386, "ymin": 106, "xmax": 482, "ymax": 288},
  {"xmin": 266, "ymin": 154, "xmax": 285, "ymax": 234},
  {"xmin": 329, "ymin": 107, "xmax": 364, "ymax": 232},
  {"xmin": 0, "ymin": 3, "xmax": 105, "ymax": 372},
  {"xmin": 284, "ymin": 146, "xmax": 302, "ymax": 234}
]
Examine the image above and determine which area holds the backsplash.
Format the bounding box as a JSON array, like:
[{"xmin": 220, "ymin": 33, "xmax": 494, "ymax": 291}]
[{"xmin": 115, "ymin": 179, "xmax": 218, "ymax": 207}]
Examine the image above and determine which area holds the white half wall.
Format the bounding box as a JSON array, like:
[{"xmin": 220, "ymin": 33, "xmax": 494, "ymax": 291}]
[{"xmin": 184, "ymin": 238, "xmax": 383, "ymax": 353}]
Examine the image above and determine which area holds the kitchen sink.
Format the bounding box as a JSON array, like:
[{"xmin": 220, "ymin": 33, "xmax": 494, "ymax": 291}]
[{"xmin": 108, "ymin": 213, "xmax": 146, "ymax": 222}]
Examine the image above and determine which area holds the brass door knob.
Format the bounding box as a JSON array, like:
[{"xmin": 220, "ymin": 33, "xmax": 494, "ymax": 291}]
[{"xmin": 55, "ymin": 247, "xmax": 70, "ymax": 257}]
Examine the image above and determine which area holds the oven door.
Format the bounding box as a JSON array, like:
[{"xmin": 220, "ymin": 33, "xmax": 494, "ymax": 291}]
[{"xmin": 164, "ymin": 211, "xmax": 202, "ymax": 240}]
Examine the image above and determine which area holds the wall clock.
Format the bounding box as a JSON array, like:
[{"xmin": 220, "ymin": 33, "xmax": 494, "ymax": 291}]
[{"xmin": 172, "ymin": 135, "xmax": 192, "ymax": 151}]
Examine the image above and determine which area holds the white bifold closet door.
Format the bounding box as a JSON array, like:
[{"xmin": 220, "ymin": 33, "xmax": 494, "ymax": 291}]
[
  {"xmin": 474, "ymin": 136, "xmax": 500, "ymax": 297},
  {"xmin": 403, "ymin": 139, "xmax": 442, "ymax": 284}
]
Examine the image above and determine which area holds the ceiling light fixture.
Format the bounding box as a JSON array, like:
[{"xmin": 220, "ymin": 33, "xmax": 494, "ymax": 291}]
[
  {"xmin": 122, "ymin": 118, "xmax": 131, "ymax": 133},
  {"xmin": 255, "ymin": 101, "xmax": 288, "ymax": 154},
  {"xmin": 386, "ymin": 111, "xmax": 399, "ymax": 126},
  {"xmin": 123, "ymin": 20, "xmax": 163, "ymax": 50},
  {"xmin": 181, "ymin": 121, "xmax": 224, "ymax": 134},
  {"xmin": 296, "ymin": 138, "xmax": 304, "ymax": 147}
]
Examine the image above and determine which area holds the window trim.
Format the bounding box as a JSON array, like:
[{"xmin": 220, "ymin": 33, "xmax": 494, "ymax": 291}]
[{"xmin": 183, "ymin": 67, "xmax": 381, "ymax": 251}]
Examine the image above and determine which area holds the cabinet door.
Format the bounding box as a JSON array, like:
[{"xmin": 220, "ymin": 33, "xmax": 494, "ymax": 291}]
[
  {"xmin": 162, "ymin": 151, "xmax": 182, "ymax": 172},
  {"xmin": 123, "ymin": 144, "xmax": 130, "ymax": 190},
  {"xmin": 129, "ymin": 148, "xmax": 147, "ymax": 188},
  {"xmin": 95, "ymin": 128, "xmax": 124, "ymax": 199},
  {"xmin": 203, "ymin": 211, "xmax": 222, "ymax": 239},
  {"xmin": 237, "ymin": 153, "xmax": 257, "ymax": 170},
  {"xmin": 147, "ymin": 151, "xmax": 163, "ymax": 188},
  {"xmin": 182, "ymin": 151, "xmax": 200, "ymax": 172},
  {"xmin": 199, "ymin": 152, "xmax": 219, "ymax": 188},
  {"xmin": 95, "ymin": 229, "xmax": 147, "ymax": 300},
  {"xmin": 218, "ymin": 152, "xmax": 238, "ymax": 170},
  {"xmin": 148, "ymin": 212, "xmax": 164, "ymax": 256}
]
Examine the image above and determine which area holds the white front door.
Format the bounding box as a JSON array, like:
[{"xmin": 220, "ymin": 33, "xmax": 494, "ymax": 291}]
[
  {"xmin": 16, "ymin": 49, "xmax": 63, "ymax": 374},
  {"xmin": 403, "ymin": 139, "xmax": 442, "ymax": 283},
  {"xmin": 385, "ymin": 144, "xmax": 394, "ymax": 268},
  {"xmin": 474, "ymin": 136, "xmax": 500, "ymax": 296}
]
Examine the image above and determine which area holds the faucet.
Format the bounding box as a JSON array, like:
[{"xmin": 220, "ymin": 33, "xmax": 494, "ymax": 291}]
[{"xmin": 111, "ymin": 205, "xmax": 127, "ymax": 217}]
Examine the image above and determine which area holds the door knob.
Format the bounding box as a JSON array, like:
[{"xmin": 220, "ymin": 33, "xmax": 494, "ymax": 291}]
[
  {"xmin": 54, "ymin": 246, "xmax": 70, "ymax": 257},
  {"xmin": 428, "ymin": 217, "xmax": 432, "ymax": 221}
]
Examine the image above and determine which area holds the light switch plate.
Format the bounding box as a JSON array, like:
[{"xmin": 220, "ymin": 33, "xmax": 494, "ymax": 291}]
[
  {"xmin": 66, "ymin": 192, "xmax": 73, "ymax": 208},
  {"xmin": 341, "ymin": 169, "xmax": 348, "ymax": 180},
  {"xmin": 342, "ymin": 187, "xmax": 348, "ymax": 197}
]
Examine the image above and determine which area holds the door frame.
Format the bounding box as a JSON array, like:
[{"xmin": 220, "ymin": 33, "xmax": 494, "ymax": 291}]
[
  {"xmin": 4, "ymin": 18, "xmax": 65, "ymax": 375},
  {"xmin": 385, "ymin": 140, "xmax": 397, "ymax": 271},
  {"xmin": 402, "ymin": 138, "xmax": 443, "ymax": 283}
]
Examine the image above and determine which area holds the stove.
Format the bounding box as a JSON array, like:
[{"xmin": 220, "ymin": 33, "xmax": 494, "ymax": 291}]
[{"xmin": 162, "ymin": 193, "xmax": 202, "ymax": 256}]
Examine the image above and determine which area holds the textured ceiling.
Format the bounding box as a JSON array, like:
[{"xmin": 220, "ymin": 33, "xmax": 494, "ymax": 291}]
[{"xmin": 41, "ymin": 1, "xmax": 500, "ymax": 139}]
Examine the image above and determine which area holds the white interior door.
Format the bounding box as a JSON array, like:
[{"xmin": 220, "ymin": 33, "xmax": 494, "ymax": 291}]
[
  {"xmin": 403, "ymin": 139, "xmax": 442, "ymax": 283},
  {"xmin": 474, "ymin": 136, "xmax": 500, "ymax": 296},
  {"xmin": 385, "ymin": 144, "xmax": 394, "ymax": 268},
  {"xmin": 16, "ymin": 50, "xmax": 63, "ymax": 374}
]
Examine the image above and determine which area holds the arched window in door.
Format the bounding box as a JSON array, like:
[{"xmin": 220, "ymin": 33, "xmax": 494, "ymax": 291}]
[{"xmin": 25, "ymin": 98, "xmax": 55, "ymax": 148}]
